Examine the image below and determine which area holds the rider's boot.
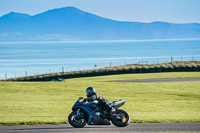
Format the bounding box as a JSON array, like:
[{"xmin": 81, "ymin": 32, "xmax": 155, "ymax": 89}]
[{"xmin": 106, "ymin": 104, "xmax": 114, "ymax": 116}]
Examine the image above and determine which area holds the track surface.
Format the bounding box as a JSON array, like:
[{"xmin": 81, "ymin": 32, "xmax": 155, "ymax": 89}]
[
  {"xmin": 1, "ymin": 123, "xmax": 200, "ymax": 133},
  {"xmin": 106, "ymin": 77, "xmax": 200, "ymax": 83}
]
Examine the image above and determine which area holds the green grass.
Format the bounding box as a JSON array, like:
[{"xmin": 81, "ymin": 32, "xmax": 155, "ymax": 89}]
[{"xmin": 0, "ymin": 72, "xmax": 200, "ymax": 125}]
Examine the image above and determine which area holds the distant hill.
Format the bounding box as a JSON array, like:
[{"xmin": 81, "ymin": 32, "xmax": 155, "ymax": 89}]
[{"xmin": 0, "ymin": 6, "xmax": 200, "ymax": 42}]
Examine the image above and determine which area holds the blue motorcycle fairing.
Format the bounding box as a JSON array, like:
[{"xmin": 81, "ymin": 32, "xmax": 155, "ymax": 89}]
[{"xmin": 72, "ymin": 101, "xmax": 93, "ymax": 116}]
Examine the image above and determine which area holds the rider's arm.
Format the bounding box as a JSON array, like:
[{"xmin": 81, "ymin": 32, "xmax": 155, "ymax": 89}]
[
  {"xmin": 83, "ymin": 98, "xmax": 88, "ymax": 102},
  {"xmin": 87, "ymin": 94, "xmax": 97, "ymax": 101}
]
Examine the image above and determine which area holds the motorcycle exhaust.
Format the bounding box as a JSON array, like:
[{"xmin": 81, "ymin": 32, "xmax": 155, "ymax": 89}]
[{"xmin": 110, "ymin": 100, "xmax": 126, "ymax": 109}]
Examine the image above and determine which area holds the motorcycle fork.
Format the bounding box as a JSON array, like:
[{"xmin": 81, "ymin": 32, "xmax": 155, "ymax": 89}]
[
  {"xmin": 76, "ymin": 110, "xmax": 84, "ymax": 118},
  {"xmin": 76, "ymin": 110, "xmax": 80, "ymax": 117}
]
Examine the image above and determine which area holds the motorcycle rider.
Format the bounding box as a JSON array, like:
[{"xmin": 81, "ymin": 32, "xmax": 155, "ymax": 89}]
[{"xmin": 84, "ymin": 87, "xmax": 113, "ymax": 124}]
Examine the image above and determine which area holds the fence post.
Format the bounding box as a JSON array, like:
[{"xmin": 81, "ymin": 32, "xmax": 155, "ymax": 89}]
[
  {"xmin": 5, "ymin": 73, "xmax": 7, "ymax": 80},
  {"xmin": 25, "ymin": 71, "xmax": 27, "ymax": 77},
  {"xmin": 62, "ymin": 67, "xmax": 64, "ymax": 73}
]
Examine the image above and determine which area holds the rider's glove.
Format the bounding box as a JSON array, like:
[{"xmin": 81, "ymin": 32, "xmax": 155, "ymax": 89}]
[{"xmin": 83, "ymin": 98, "xmax": 88, "ymax": 102}]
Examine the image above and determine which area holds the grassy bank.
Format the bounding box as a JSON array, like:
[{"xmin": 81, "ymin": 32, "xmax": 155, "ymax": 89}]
[
  {"xmin": 0, "ymin": 72, "xmax": 200, "ymax": 125},
  {"xmin": 4, "ymin": 61, "xmax": 200, "ymax": 81}
]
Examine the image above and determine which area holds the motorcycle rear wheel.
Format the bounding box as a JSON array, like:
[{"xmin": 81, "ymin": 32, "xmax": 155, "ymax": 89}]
[
  {"xmin": 68, "ymin": 111, "xmax": 87, "ymax": 128},
  {"xmin": 111, "ymin": 109, "xmax": 130, "ymax": 127}
]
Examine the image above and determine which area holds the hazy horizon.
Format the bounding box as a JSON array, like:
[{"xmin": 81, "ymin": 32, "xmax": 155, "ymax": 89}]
[{"xmin": 1, "ymin": 38, "xmax": 200, "ymax": 44}]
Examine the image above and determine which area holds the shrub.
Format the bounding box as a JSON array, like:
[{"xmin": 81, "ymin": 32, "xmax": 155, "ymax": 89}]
[
  {"xmin": 5, "ymin": 61, "xmax": 200, "ymax": 81},
  {"xmin": 142, "ymin": 66, "xmax": 149, "ymax": 73},
  {"xmin": 173, "ymin": 64, "xmax": 180, "ymax": 72},
  {"xmin": 135, "ymin": 66, "xmax": 143, "ymax": 73},
  {"xmin": 155, "ymin": 65, "xmax": 162, "ymax": 72},
  {"xmin": 185, "ymin": 64, "xmax": 193, "ymax": 71},
  {"xmin": 148, "ymin": 66, "xmax": 155, "ymax": 72},
  {"xmin": 166, "ymin": 64, "xmax": 174, "ymax": 72},
  {"xmin": 160, "ymin": 65, "xmax": 168, "ymax": 72}
]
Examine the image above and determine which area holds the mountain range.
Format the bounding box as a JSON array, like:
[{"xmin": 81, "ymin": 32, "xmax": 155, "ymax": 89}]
[{"xmin": 0, "ymin": 6, "xmax": 200, "ymax": 42}]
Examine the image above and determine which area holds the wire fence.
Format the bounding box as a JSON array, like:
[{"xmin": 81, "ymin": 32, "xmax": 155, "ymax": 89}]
[{"xmin": 1, "ymin": 55, "xmax": 200, "ymax": 80}]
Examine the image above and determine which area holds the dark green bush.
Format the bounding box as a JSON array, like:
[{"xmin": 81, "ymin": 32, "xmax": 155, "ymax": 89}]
[
  {"xmin": 148, "ymin": 66, "xmax": 155, "ymax": 72},
  {"xmin": 155, "ymin": 65, "xmax": 162, "ymax": 72},
  {"xmin": 6, "ymin": 61, "xmax": 200, "ymax": 81}
]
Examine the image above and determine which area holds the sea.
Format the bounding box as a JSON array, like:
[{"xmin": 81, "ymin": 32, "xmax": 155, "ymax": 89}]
[{"xmin": 0, "ymin": 39, "xmax": 200, "ymax": 80}]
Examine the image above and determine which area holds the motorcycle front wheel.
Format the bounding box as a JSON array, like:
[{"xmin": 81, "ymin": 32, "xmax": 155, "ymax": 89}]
[
  {"xmin": 111, "ymin": 109, "xmax": 130, "ymax": 127},
  {"xmin": 68, "ymin": 111, "xmax": 87, "ymax": 128}
]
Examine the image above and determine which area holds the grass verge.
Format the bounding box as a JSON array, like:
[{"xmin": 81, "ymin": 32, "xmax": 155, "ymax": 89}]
[{"xmin": 0, "ymin": 72, "xmax": 200, "ymax": 125}]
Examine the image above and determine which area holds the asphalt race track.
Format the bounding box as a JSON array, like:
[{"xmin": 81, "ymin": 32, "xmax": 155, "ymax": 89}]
[
  {"xmin": 105, "ymin": 77, "xmax": 200, "ymax": 83},
  {"xmin": 1, "ymin": 123, "xmax": 200, "ymax": 133}
]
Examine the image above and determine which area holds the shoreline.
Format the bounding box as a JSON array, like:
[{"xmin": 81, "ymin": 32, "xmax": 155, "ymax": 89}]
[{"xmin": 1, "ymin": 38, "xmax": 200, "ymax": 44}]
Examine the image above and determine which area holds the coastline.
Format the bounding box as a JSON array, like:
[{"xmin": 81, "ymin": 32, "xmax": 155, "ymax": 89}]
[{"xmin": 1, "ymin": 38, "xmax": 200, "ymax": 44}]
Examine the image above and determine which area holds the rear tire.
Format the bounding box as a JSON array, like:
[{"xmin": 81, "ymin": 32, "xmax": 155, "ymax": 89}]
[
  {"xmin": 68, "ymin": 111, "xmax": 87, "ymax": 128},
  {"xmin": 111, "ymin": 109, "xmax": 130, "ymax": 127}
]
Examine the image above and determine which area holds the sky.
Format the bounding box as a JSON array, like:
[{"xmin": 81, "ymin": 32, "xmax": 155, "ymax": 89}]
[{"xmin": 0, "ymin": 0, "xmax": 200, "ymax": 23}]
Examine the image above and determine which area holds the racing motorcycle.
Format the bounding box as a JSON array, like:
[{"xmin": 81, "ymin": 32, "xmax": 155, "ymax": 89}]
[{"xmin": 68, "ymin": 97, "xmax": 130, "ymax": 128}]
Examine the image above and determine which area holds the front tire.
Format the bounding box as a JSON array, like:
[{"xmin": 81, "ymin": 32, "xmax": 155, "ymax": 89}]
[
  {"xmin": 68, "ymin": 111, "xmax": 87, "ymax": 128},
  {"xmin": 111, "ymin": 109, "xmax": 130, "ymax": 127}
]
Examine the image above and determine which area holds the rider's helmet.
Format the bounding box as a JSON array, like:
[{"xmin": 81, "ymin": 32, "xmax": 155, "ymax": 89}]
[{"xmin": 86, "ymin": 87, "xmax": 95, "ymax": 97}]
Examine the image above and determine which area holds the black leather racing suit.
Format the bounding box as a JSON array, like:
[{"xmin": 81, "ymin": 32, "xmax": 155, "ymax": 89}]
[{"xmin": 86, "ymin": 92, "xmax": 112, "ymax": 112}]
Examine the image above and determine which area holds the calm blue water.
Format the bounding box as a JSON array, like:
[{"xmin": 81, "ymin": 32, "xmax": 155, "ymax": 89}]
[{"xmin": 0, "ymin": 39, "xmax": 200, "ymax": 79}]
